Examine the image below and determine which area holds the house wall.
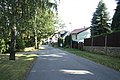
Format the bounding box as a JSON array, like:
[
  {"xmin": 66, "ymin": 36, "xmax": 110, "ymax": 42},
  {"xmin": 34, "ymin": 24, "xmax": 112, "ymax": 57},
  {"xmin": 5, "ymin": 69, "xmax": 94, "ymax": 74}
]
[
  {"xmin": 72, "ymin": 29, "xmax": 90, "ymax": 43},
  {"xmin": 71, "ymin": 35, "xmax": 77, "ymax": 42}
]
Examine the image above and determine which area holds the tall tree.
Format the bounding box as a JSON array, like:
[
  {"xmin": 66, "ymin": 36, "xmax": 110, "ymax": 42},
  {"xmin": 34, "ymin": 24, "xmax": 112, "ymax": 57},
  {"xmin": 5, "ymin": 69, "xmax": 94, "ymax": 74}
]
[
  {"xmin": 31, "ymin": 0, "xmax": 58, "ymax": 49},
  {"xmin": 91, "ymin": 0, "xmax": 111, "ymax": 37},
  {"xmin": 0, "ymin": 1, "xmax": 11, "ymax": 53},
  {"xmin": 0, "ymin": 0, "xmax": 59, "ymax": 60},
  {"xmin": 54, "ymin": 15, "xmax": 66, "ymax": 32},
  {"xmin": 35, "ymin": 8, "xmax": 56, "ymax": 46},
  {"xmin": 111, "ymin": 0, "xmax": 120, "ymax": 31}
]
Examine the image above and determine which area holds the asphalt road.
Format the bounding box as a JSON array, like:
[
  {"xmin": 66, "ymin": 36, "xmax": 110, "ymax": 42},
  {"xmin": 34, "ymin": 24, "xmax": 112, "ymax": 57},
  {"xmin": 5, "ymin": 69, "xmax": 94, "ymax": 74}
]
[{"xmin": 26, "ymin": 45, "xmax": 120, "ymax": 80}]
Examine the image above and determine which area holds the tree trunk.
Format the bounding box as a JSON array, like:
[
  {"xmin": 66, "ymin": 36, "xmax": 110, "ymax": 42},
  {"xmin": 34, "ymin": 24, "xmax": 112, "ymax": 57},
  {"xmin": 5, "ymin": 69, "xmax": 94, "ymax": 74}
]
[
  {"xmin": 34, "ymin": 11, "xmax": 38, "ymax": 49},
  {"xmin": 35, "ymin": 32, "xmax": 38, "ymax": 49},
  {"xmin": 9, "ymin": 27, "xmax": 16, "ymax": 60},
  {"xmin": 34, "ymin": 27, "xmax": 38, "ymax": 49}
]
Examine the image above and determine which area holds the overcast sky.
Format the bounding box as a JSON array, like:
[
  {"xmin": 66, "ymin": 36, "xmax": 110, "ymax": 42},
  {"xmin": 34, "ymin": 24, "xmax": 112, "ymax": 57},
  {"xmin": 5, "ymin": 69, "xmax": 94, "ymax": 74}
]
[{"xmin": 58, "ymin": 0, "xmax": 117, "ymax": 31}]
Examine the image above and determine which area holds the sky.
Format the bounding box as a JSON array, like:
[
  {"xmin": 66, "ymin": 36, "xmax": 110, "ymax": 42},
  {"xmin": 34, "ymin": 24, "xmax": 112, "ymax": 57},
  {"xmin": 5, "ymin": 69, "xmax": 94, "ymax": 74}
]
[{"xmin": 58, "ymin": 0, "xmax": 117, "ymax": 31}]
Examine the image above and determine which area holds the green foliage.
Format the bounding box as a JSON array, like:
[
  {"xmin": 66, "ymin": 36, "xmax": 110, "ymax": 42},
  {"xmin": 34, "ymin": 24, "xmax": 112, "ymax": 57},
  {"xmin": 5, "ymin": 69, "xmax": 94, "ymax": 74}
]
[
  {"xmin": 111, "ymin": 0, "xmax": 120, "ymax": 31},
  {"xmin": 58, "ymin": 34, "xmax": 71, "ymax": 48},
  {"xmin": 58, "ymin": 38, "xmax": 63, "ymax": 47},
  {"xmin": 0, "ymin": 0, "xmax": 59, "ymax": 54},
  {"xmin": 91, "ymin": 0, "xmax": 111, "ymax": 37},
  {"xmin": 0, "ymin": 39, "xmax": 6, "ymax": 54},
  {"xmin": 54, "ymin": 16, "xmax": 66, "ymax": 32},
  {"xmin": 16, "ymin": 38, "xmax": 25, "ymax": 50},
  {"xmin": 36, "ymin": 9, "xmax": 55, "ymax": 39},
  {"xmin": 64, "ymin": 35, "xmax": 72, "ymax": 48},
  {"xmin": 25, "ymin": 37, "xmax": 35, "ymax": 47}
]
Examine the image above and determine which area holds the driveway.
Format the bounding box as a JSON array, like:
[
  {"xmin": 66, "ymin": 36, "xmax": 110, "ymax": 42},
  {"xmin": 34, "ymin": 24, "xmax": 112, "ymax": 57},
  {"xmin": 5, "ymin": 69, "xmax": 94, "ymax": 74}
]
[{"xmin": 26, "ymin": 45, "xmax": 120, "ymax": 80}]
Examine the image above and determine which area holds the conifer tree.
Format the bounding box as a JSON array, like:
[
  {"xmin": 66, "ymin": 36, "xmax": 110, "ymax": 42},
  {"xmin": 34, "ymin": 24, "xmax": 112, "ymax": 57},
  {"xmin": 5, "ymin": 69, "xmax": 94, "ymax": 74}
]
[
  {"xmin": 91, "ymin": 0, "xmax": 110, "ymax": 37},
  {"xmin": 111, "ymin": 0, "xmax": 120, "ymax": 31}
]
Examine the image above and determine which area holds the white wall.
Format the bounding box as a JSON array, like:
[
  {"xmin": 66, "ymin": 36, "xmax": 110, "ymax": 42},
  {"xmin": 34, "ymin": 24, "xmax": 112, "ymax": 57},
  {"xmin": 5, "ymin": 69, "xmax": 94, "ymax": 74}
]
[
  {"xmin": 72, "ymin": 34, "xmax": 77, "ymax": 41},
  {"xmin": 72, "ymin": 28, "xmax": 90, "ymax": 43}
]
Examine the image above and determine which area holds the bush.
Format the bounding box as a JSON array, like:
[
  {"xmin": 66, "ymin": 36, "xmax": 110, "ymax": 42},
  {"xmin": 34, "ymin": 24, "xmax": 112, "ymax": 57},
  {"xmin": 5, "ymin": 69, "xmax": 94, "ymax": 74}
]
[
  {"xmin": 64, "ymin": 35, "xmax": 72, "ymax": 47},
  {"xmin": 25, "ymin": 38, "xmax": 35, "ymax": 47},
  {"xmin": 0, "ymin": 39, "xmax": 6, "ymax": 53},
  {"xmin": 58, "ymin": 38, "xmax": 63, "ymax": 47},
  {"xmin": 16, "ymin": 39, "xmax": 25, "ymax": 50}
]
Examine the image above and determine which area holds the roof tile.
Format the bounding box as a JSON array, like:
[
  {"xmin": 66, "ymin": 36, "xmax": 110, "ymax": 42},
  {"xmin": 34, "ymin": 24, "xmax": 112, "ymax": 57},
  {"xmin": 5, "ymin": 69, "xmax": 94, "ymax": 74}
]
[{"xmin": 71, "ymin": 27, "xmax": 90, "ymax": 34}]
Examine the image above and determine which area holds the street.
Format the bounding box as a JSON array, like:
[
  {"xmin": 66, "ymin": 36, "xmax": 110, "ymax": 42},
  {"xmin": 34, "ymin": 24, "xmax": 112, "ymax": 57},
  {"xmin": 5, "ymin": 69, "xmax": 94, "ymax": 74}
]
[{"xmin": 26, "ymin": 45, "xmax": 120, "ymax": 80}]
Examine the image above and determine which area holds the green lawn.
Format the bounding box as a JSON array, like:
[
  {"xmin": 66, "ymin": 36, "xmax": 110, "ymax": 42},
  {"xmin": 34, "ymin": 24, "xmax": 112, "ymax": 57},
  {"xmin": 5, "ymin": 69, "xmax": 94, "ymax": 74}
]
[
  {"xmin": 0, "ymin": 53, "xmax": 38, "ymax": 80},
  {"xmin": 60, "ymin": 48, "xmax": 120, "ymax": 72}
]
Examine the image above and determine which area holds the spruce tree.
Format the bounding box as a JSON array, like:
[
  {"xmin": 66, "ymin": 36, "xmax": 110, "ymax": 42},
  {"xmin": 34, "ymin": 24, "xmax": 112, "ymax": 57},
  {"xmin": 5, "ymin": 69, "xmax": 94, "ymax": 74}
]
[
  {"xmin": 111, "ymin": 0, "xmax": 120, "ymax": 31},
  {"xmin": 91, "ymin": 0, "xmax": 110, "ymax": 37}
]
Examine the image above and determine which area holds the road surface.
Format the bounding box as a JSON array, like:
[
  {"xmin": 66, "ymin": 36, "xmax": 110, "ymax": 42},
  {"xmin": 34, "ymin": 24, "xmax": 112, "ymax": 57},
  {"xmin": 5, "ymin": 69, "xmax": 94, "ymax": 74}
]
[{"xmin": 26, "ymin": 45, "xmax": 120, "ymax": 80}]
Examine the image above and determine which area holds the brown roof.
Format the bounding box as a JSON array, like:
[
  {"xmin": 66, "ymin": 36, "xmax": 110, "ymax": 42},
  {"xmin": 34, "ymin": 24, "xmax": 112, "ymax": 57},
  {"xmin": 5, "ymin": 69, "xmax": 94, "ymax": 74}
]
[{"xmin": 71, "ymin": 27, "xmax": 90, "ymax": 34}]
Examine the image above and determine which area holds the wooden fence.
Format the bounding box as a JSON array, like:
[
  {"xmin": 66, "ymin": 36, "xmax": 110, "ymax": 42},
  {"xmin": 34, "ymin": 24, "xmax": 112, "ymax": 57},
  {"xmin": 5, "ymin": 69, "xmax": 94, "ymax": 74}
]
[{"xmin": 84, "ymin": 32, "xmax": 120, "ymax": 47}]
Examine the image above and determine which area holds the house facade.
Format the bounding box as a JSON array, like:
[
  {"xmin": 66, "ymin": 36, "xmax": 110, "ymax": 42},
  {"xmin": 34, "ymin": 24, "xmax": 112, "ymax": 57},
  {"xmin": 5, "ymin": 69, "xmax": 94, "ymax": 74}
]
[
  {"xmin": 71, "ymin": 27, "xmax": 91, "ymax": 49},
  {"xmin": 71, "ymin": 27, "xmax": 91, "ymax": 43},
  {"xmin": 49, "ymin": 30, "xmax": 70, "ymax": 47}
]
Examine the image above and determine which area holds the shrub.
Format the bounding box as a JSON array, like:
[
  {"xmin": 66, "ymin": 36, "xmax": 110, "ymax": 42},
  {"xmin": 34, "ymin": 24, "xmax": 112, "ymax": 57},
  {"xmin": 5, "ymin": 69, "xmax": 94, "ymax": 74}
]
[
  {"xmin": 64, "ymin": 35, "xmax": 72, "ymax": 48},
  {"xmin": 25, "ymin": 38, "xmax": 35, "ymax": 47},
  {"xmin": 16, "ymin": 38, "xmax": 25, "ymax": 50},
  {"xmin": 0, "ymin": 39, "xmax": 6, "ymax": 53},
  {"xmin": 58, "ymin": 38, "xmax": 63, "ymax": 47}
]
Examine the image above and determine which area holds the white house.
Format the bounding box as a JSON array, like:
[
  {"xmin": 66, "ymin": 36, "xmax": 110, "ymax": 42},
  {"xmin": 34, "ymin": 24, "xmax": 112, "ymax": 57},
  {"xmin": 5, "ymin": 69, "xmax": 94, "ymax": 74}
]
[
  {"xmin": 58, "ymin": 30, "xmax": 70, "ymax": 39},
  {"xmin": 71, "ymin": 27, "xmax": 91, "ymax": 43},
  {"xmin": 49, "ymin": 30, "xmax": 70, "ymax": 46}
]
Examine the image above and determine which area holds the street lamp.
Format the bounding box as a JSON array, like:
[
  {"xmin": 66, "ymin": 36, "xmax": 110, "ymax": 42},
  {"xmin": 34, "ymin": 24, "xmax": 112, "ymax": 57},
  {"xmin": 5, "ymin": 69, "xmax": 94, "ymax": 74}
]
[{"xmin": 69, "ymin": 22, "xmax": 72, "ymax": 32}]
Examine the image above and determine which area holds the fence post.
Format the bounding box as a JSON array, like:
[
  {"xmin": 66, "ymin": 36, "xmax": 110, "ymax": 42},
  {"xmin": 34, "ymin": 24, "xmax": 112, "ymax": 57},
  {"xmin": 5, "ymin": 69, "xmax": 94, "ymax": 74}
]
[
  {"xmin": 105, "ymin": 35, "xmax": 107, "ymax": 54},
  {"xmin": 91, "ymin": 37, "xmax": 94, "ymax": 51}
]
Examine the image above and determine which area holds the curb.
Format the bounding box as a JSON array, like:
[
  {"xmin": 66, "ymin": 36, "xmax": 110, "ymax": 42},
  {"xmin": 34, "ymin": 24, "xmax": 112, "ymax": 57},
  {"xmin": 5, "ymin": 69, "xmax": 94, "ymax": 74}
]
[{"xmin": 23, "ymin": 56, "xmax": 38, "ymax": 80}]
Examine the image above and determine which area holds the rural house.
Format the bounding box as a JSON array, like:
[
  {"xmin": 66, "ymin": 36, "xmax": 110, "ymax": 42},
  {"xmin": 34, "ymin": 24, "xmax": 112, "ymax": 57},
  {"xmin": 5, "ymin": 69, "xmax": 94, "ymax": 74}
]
[
  {"xmin": 49, "ymin": 30, "xmax": 70, "ymax": 47},
  {"xmin": 71, "ymin": 27, "xmax": 90, "ymax": 49}
]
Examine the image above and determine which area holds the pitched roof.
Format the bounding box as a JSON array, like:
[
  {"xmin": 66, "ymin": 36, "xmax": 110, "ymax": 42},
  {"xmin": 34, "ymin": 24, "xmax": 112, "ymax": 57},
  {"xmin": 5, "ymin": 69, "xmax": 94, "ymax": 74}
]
[
  {"xmin": 71, "ymin": 27, "xmax": 90, "ymax": 34},
  {"xmin": 58, "ymin": 30, "xmax": 70, "ymax": 39}
]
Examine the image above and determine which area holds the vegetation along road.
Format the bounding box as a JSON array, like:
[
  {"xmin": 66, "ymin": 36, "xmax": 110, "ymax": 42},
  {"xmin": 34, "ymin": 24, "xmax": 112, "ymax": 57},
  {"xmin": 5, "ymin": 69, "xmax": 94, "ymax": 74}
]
[{"xmin": 26, "ymin": 45, "xmax": 120, "ymax": 80}]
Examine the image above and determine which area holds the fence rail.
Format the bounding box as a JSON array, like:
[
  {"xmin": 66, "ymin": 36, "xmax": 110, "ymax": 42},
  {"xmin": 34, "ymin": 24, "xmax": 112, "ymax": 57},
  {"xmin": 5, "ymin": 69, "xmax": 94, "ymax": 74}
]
[{"xmin": 84, "ymin": 32, "xmax": 120, "ymax": 47}]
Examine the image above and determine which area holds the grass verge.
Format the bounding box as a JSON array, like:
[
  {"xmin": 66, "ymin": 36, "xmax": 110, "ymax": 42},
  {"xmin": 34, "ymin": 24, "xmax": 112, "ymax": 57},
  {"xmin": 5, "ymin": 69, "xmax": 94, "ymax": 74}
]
[
  {"xmin": 0, "ymin": 53, "xmax": 38, "ymax": 80},
  {"xmin": 60, "ymin": 48, "xmax": 120, "ymax": 72}
]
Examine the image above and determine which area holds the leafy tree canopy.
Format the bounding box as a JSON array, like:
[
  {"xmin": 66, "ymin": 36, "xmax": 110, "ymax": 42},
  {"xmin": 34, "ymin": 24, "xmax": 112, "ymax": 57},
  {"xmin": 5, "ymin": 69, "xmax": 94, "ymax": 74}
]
[{"xmin": 0, "ymin": 0, "xmax": 59, "ymax": 60}]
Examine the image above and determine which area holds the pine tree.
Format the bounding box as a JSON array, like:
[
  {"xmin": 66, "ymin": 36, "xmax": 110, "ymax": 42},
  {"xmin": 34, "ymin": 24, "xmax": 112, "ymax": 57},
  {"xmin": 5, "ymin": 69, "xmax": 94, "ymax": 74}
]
[
  {"xmin": 91, "ymin": 0, "xmax": 110, "ymax": 37},
  {"xmin": 111, "ymin": 0, "xmax": 120, "ymax": 31}
]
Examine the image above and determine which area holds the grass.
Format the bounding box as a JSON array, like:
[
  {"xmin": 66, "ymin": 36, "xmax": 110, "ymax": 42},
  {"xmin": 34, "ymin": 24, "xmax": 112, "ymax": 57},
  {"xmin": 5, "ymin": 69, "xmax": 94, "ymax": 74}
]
[
  {"xmin": 60, "ymin": 48, "xmax": 120, "ymax": 72},
  {"xmin": 0, "ymin": 53, "xmax": 38, "ymax": 80}
]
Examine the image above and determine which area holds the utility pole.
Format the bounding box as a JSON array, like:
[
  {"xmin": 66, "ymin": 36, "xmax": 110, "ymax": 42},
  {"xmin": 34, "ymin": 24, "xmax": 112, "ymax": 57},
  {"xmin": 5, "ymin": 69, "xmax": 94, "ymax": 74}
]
[
  {"xmin": 69, "ymin": 22, "xmax": 72, "ymax": 32},
  {"xmin": 69, "ymin": 22, "xmax": 72, "ymax": 48}
]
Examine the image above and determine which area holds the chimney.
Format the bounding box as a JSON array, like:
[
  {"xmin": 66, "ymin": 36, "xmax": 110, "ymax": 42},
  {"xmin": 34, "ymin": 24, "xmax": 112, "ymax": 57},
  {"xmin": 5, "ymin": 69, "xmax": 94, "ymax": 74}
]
[{"xmin": 84, "ymin": 26, "xmax": 85, "ymax": 28}]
